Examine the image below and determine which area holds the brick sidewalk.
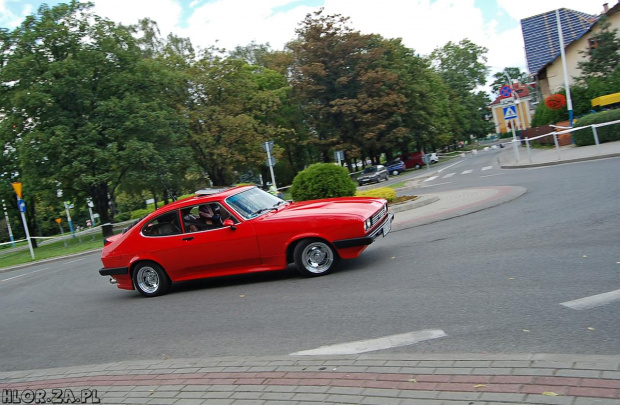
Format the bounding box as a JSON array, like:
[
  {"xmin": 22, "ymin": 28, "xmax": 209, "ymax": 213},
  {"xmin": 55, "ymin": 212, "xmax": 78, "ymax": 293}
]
[{"xmin": 2, "ymin": 354, "xmax": 619, "ymax": 404}]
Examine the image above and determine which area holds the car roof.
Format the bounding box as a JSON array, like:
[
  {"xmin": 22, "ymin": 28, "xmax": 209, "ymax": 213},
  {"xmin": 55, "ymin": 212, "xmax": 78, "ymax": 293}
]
[{"xmin": 154, "ymin": 185, "xmax": 255, "ymax": 213}]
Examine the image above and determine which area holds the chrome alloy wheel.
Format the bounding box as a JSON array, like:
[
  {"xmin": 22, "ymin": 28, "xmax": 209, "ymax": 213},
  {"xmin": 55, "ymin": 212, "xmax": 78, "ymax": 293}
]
[
  {"xmin": 301, "ymin": 241, "xmax": 334, "ymax": 274},
  {"xmin": 136, "ymin": 266, "xmax": 160, "ymax": 294}
]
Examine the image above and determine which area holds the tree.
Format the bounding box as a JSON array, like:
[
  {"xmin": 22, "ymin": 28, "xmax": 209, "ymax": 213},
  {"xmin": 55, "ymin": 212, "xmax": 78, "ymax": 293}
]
[
  {"xmin": 490, "ymin": 67, "xmax": 529, "ymax": 93},
  {"xmin": 0, "ymin": 2, "xmax": 188, "ymax": 230},
  {"xmin": 577, "ymin": 16, "xmax": 620, "ymax": 80},
  {"xmin": 430, "ymin": 39, "xmax": 492, "ymax": 142}
]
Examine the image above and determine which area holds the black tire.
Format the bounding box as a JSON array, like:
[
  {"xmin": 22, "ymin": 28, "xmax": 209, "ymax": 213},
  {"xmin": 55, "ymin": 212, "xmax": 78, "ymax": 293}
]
[
  {"xmin": 294, "ymin": 239, "xmax": 338, "ymax": 277},
  {"xmin": 414, "ymin": 163, "xmax": 421, "ymax": 169},
  {"xmin": 391, "ymin": 170, "xmax": 399, "ymax": 176},
  {"xmin": 132, "ymin": 262, "xmax": 171, "ymax": 297}
]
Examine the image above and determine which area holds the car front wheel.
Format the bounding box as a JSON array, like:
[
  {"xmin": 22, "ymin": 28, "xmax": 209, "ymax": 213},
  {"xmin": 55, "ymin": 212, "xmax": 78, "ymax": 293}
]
[
  {"xmin": 392, "ymin": 170, "xmax": 399, "ymax": 176},
  {"xmin": 294, "ymin": 239, "xmax": 338, "ymax": 277},
  {"xmin": 133, "ymin": 262, "xmax": 171, "ymax": 297}
]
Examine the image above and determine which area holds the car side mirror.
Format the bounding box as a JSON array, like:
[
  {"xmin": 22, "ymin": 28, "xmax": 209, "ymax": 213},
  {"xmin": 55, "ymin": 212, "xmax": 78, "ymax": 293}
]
[{"xmin": 223, "ymin": 219, "xmax": 236, "ymax": 230}]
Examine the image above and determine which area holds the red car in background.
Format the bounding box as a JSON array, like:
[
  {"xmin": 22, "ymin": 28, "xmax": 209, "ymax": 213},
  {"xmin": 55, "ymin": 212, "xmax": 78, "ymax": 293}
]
[{"xmin": 99, "ymin": 186, "xmax": 394, "ymax": 297}]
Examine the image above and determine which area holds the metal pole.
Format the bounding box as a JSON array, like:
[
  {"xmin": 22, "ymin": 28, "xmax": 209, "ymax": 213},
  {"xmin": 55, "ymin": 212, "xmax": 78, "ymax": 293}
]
[
  {"xmin": 510, "ymin": 121, "xmax": 520, "ymax": 162},
  {"xmin": 64, "ymin": 201, "xmax": 75, "ymax": 237},
  {"xmin": 2, "ymin": 199, "xmax": 15, "ymax": 247},
  {"xmin": 19, "ymin": 207, "xmax": 35, "ymax": 260},
  {"xmin": 556, "ymin": 9, "xmax": 574, "ymax": 128},
  {"xmin": 266, "ymin": 146, "xmax": 277, "ymax": 190}
]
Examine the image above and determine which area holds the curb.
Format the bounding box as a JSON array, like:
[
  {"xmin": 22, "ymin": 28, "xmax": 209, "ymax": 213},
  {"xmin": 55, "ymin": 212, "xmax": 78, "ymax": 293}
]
[{"xmin": 499, "ymin": 151, "xmax": 620, "ymax": 169}]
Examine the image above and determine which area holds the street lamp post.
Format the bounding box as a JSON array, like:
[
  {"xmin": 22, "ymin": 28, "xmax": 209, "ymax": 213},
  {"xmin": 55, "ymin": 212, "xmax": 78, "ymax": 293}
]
[{"xmin": 2, "ymin": 199, "xmax": 15, "ymax": 247}]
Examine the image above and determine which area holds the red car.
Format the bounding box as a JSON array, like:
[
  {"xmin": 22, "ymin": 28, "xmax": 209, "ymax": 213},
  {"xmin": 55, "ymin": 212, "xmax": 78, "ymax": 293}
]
[{"xmin": 99, "ymin": 186, "xmax": 394, "ymax": 297}]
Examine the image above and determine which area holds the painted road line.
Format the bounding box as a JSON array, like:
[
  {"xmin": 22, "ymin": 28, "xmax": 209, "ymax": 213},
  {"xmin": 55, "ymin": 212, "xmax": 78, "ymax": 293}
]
[
  {"xmin": 461, "ymin": 170, "xmax": 473, "ymax": 175},
  {"xmin": 480, "ymin": 173, "xmax": 505, "ymax": 178},
  {"xmin": 443, "ymin": 173, "xmax": 456, "ymax": 178},
  {"xmin": 482, "ymin": 166, "xmax": 493, "ymax": 171},
  {"xmin": 560, "ymin": 289, "xmax": 620, "ymax": 310},
  {"xmin": 437, "ymin": 160, "xmax": 463, "ymax": 173},
  {"xmin": 421, "ymin": 182, "xmax": 452, "ymax": 188},
  {"xmin": 290, "ymin": 330, "xmax": 447, "ymax": 356},
  {"xmin": 1, "ymin": 268, "xmax": 50, "ymax": 282},
  {"xmin": 424, "ymin": 176, "xmax": 439, "ymax": 182}
]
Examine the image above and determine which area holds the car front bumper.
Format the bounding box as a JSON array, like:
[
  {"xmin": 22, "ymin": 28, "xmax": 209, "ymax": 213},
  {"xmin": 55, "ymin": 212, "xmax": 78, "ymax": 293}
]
[{"xmin": 333, "ymin": 213, "xmax": 394, "ymax": 249}]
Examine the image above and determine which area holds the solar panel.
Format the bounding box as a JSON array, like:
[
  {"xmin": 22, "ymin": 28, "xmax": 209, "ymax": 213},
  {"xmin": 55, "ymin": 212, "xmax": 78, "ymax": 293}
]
[{"xmin": 521, "ymin": 8, "xmax": 597, "ymax": 75}]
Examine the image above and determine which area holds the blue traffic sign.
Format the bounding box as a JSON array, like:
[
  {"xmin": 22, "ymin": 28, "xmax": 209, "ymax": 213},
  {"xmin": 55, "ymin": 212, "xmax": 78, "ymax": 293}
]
[
  {"xmin": 499, "ymin": 85, "xmax": 512, "ymax": 98},
  {"xmin": 18, "ymin": 198, "xmax": 26, "ymax": 213},
  {"xmin": 503, "ymin": 105, "xmax": 518, "ymax": 120}
]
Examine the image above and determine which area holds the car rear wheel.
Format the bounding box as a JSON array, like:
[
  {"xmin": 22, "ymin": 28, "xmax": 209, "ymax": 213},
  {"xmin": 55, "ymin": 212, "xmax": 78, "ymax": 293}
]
[
  {"xmin": 133, "ymin": 262, "xmax": 171, "ymax": 297},
  {"xmin": 294, "ymin": 239, "xmax": 338, "ymax": 277},
  {"xmin": 414, "ymin": 163, "xmax": 421, "ymax": 169}
]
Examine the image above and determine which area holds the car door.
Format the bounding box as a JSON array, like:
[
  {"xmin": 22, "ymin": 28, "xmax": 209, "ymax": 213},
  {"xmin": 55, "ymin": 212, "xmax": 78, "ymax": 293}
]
[{"xmin": 170, "ymin": 203, "xmax": 262, "ymax": 281}]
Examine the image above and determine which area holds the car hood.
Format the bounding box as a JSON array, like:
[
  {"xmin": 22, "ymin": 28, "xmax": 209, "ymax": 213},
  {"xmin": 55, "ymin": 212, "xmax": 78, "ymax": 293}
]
[{"xmin": 270, "ymin": 197, "xmax": 385, "ymax": 220}]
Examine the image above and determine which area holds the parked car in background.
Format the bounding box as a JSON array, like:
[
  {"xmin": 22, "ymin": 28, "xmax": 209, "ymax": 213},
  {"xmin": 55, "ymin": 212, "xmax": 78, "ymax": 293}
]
[
  {"xmin": 99, "ymin": 186, "xmax": 394, "ymax": 297},
  {"xmin": 428, "ymin": 153, "xmax": 439, "ymax": 164},
  {"xmin": 401, "ymin": 151, "xmax": 426, "ymax": 169},
  {"xmin": 357, "ymin": 165, "xmax": 389, "ymax": 185},
  {"xmin": 385, "ymin": 159, "xmax": 406, "ymax": 175}
]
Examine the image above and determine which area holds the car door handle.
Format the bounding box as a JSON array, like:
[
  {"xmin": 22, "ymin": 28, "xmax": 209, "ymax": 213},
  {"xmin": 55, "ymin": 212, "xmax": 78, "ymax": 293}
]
[{"xmin": 182, "ymin": 237, "xmax": 194, "ymax": 241}]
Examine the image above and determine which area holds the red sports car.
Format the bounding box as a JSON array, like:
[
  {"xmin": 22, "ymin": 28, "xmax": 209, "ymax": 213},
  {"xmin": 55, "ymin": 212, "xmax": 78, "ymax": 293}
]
[{"xmin": 99, "ymin": 186, "xmax": 394, "ymax": 297}]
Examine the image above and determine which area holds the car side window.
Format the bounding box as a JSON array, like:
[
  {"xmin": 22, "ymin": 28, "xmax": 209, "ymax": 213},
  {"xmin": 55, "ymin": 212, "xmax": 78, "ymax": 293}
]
[
  {"xmin": 181, "ymin": 203, "xmax": 238, "ymax": 233},
  {"xmin": 142, "ymin": 211, "xmax": 182, "ymax": 237}
]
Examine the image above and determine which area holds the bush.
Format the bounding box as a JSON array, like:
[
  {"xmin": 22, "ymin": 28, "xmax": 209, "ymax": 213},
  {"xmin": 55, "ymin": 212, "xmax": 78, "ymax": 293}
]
[
  {"xmin": 291, "ymin": 163, "xmax": 357, "ymax": 201},
  {"xmin": 114, "ymin": 212, "xmax": 131, "ymax": 222},
  {"xmin": 130, "ymin": 208, "xmax": 153, "ymax": 220},
  {"xmin": 355, "ymin": 187, "xmax": 397, "ymax": 203},
  {"xmin": 573, "ymin": 109, "xmax": 620, "ymax": 146}
]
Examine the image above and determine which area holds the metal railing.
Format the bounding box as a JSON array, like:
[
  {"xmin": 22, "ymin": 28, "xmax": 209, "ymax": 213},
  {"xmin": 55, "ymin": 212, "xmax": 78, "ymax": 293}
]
[{"xmin": 514, "ymin": 119, "xmax": 620, "ymax": 163}]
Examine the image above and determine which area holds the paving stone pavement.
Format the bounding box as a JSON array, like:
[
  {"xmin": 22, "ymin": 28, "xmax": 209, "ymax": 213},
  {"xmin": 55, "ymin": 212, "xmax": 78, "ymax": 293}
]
[{"xmin": 1, "ymin": 354, "xmax": 619, "ymax": 404}]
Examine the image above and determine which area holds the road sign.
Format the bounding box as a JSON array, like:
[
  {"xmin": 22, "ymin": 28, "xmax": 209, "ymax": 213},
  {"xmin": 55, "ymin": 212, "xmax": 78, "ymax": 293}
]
[
  {"xmin": 503, "ymin": 105, "xmax": 518, "ymax": 120},
  {"xmin": 262, "ymin": 140, "xmax": 274, "ymax": 152},
  {"xmin": 499, "ymin": 85, "xmax": 512, "ymax": 98},
  {"xmin": 18, "ymin": 199, "xmax": 26, "ymax": 213},
  {"xmin": 266, "ymin": 156, "xmax": 276, "ymax": 167},
  {"xmin": 11, "ymin": 182, "xmax": 23, "ymax": 199}
]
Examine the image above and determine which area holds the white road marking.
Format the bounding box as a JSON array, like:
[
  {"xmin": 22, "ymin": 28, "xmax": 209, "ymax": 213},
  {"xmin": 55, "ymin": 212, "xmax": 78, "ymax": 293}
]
[
  {"xmin": 480, "ymin": 173, "xmax": 505, "ymax": 178},
  {"xmin": 461, "ymin": 170, "xmax": 473, "ymax": 175},
  {"xmin": 290, "ymin": 329, "xmax": 447, "ymax": 356},
  {"xmin": 1, "ymin": 268, "xmax": 50, "ymax": 282},
  {"xmin": 443, "ymin": 173, "xmax": 456, "ymax": 178},
  {"xmin": 421, "ymin": 182, "xmax": 452, "ymax": 188},
  {"xmin": 424, "ymin": 176, "xmax": 439, "ymax": 182},
  {"xmin": 64, "ymin": 258, "xmax": 84, "ymax": 264},
  {"xmin": 437, "ymin": 160, "xmax": 463, "ymax": 173},
  {"xmin": 560, "ymin": 289, "xmax": 620, "ymax": 310},
  {"xmin": 482, "ymin": 166, "xmax": 493, "ymax": 171}
]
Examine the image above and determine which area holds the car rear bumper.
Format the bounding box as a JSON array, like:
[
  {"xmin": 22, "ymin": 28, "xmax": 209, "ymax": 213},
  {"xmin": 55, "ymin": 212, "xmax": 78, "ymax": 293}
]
[
  {"xmin": 99, "ymin": 267, "xmax": 129, "ymax": 276},
  {"xmin": 333, "ymin": 213, "xmax": 394, "ymax": 249}
]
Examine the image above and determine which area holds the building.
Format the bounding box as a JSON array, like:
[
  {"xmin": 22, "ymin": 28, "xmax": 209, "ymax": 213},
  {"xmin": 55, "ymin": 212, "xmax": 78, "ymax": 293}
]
[
  {"xmin": 488, "ymin": 2, "xmax": 619, "ymax": 135},
  {"xmin": 522, "ymin": 2, "xmax": 620, "ymax": 99}
]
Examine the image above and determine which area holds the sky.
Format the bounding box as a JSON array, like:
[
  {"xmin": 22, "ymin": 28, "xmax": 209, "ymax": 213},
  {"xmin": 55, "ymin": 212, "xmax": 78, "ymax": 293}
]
[{"xmin": 0, "ymin": 0, "xmax": 606, "ymax": 91}]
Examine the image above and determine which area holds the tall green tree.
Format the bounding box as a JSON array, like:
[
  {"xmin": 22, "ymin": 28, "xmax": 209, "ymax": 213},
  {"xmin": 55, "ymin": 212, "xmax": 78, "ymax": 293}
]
[
  {"xmin": 0, "ymin": 2, "xmax": 187, "ymax": 228},
  {"xmin": 430, "ymin": 39, "xmax": 493, "ymax": 141}
]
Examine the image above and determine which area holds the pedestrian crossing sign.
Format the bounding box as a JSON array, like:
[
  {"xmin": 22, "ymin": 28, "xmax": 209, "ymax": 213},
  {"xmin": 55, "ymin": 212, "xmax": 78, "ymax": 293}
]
[{"xmin": 503, "ymin": 105, "xmax": 517, "ymax": 120}]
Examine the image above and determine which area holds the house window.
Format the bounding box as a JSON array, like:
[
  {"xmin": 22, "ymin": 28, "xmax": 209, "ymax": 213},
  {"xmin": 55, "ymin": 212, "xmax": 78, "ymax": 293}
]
[{"xmin": 588, "ymin": 37, "xmax": 599, "ymax": 50}]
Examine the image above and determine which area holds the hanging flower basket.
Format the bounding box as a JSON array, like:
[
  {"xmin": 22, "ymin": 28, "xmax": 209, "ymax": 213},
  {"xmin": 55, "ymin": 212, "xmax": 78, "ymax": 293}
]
[{"xmin": 545, "ymin": 94, "xmax": 566, "ymax": 110}]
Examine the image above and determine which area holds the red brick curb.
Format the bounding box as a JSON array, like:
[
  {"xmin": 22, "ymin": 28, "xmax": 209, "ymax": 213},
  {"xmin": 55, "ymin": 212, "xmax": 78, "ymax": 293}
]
[{"xmin": 2, "ymin": 371, "xmax": 619, "ymax": 399}]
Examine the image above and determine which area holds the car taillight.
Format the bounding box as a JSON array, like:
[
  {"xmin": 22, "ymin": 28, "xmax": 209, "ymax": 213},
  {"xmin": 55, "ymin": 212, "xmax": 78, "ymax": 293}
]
[{"xmin": 103, "ymin": 238, "xmax": 111, "ymax": 247}]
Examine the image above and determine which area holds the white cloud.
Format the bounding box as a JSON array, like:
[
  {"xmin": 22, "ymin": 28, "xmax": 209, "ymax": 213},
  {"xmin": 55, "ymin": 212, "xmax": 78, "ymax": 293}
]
[{"xmin": 90, "ymin": 0, "xmax": 183, "ymax": 38}]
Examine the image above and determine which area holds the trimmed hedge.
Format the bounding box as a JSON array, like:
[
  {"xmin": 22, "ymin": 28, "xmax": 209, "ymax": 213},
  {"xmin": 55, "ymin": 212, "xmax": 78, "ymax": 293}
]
[
  {"xmin": 573, "ymin": 109, "xmax": 620, "ymax": 146},
  {"xmin": 291, "ymin": 163, "xmax": 357, "ymax": 201},
  {"xmin": 355, "ymin": 187, "xmax": 397, "ymax": 203}
]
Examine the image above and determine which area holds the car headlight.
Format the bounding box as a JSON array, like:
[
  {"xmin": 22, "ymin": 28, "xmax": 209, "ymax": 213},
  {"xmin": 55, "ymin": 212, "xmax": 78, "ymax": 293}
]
[{"xmin": 365, "ymin": 218, "xmax": 372, "ymax": 230}]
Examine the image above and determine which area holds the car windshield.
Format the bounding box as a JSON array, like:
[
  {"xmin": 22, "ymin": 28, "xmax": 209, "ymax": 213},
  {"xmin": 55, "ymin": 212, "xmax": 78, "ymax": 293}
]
[
  {"xmin": 226, "ymin": 187, "xmax": 285, "ymax": 220},
  {"xmin": 362, "ymin": 167, "xmax": 377, "ymax": 174}
]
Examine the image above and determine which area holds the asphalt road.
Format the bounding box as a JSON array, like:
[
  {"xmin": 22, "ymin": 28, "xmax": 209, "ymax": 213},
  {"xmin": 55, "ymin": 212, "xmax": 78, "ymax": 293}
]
[{"xmin": 1, "ymin": 151, "xmax": 618, "ymax": 372}]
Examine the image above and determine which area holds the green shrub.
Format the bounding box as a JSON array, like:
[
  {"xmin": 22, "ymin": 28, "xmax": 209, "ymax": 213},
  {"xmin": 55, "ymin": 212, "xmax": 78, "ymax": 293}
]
[
  {"xmin": 573, "ymin": 109, "xmax": 620, "ymax": 146},
  {"xmin": 130, "ymin": 208, "xmax": 153, "ymax": 220},
  {"xmin": 114, "ymin": 212, "xmax": 131, "ymax": 222},
  {"xmin": 291, "ymin": 163, "xmax": 357, "ymax": 201},
  {"xmin": 355, "ymin": 187, "xmax": 397, "ymax": 202}
]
